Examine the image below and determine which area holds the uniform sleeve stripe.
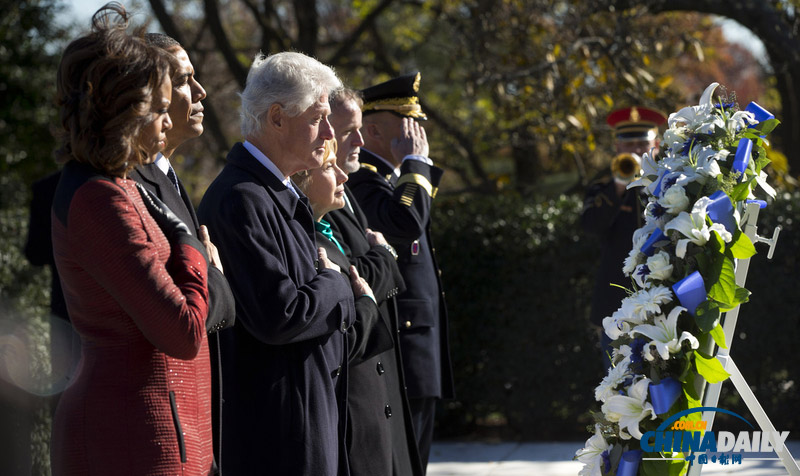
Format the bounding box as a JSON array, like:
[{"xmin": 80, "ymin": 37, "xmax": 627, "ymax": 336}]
[{"xmin": 396, "ymin": 173, "xmax": 434, "ymax": 197}]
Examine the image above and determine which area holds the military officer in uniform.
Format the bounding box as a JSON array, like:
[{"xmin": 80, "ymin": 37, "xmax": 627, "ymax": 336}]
[
  {"xmin": 581, "ymin": 106, "xmax": 667, "ymax": 368},
  {"xmin": 326, "ymin": 87, "xmax": 423, "ymax": 476},
  {"xmin": 346, "ymin": 73, "xmax": 453, "ymax": 473}
]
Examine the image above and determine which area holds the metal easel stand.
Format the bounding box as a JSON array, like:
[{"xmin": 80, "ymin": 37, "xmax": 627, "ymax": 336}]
[{"xmin": 688, "ymin": 201, "xmax": 798, "ymax": 476}]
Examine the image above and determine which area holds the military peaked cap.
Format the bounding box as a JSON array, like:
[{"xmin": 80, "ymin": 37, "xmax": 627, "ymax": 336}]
[
  {"xmin": 361, "ymin": 72, "xmax": 427, "ymax": 120},
  {"xmin": 606, "ymin": 106, "xmax": 667, "ymax": 141}
]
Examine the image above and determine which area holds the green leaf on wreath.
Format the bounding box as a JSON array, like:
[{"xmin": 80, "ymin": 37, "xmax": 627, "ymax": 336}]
[
  {"xmin": 707, "ymin": 228, "xmax": 725, "ymax": 253},
  {"xmin": 707, "ymin": 256, "xmax": 736, "ymax": 306},
  {"xmin": 695, "ymin": 301, "xmax": 721, "ymax": 333},
  {"xmin": 735, "ymin": 286, "xmax": 751, "ymax": 304},
  {"xmin": 683, "ymin": 373, "xmax": 703, "ymax": 405},
  {"xmin": 694, "ymin": 350, "xmax": 730, "ymax": 383},
  {"xmin": 755, "ymin": 118, "xmax": 780, "ymax": 136},
  {"xmin": 728, "ymin": 230, "xmax": 756, "ymax": 259},
  {"xmin": 717, "ymin": 286, "xmax": 751, "ymax": 312},
  {"xmin": 755, "ymin": 157, "xmax": 772, "ymax": 175},
  {"xmin": 730, "ymin": 180, "xmax": 753, "ymax": 201},
  {"xmin": 709, "ymin": 324, "xmax": 727, "ymax": 349}
]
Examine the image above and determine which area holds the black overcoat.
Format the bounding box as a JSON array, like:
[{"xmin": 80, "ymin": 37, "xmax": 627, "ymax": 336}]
[
  {"xmin": 581, "ymin": 172, "xmax": 644, "ymax": 326},
  {"xmin": 326, "ymin": 187, "xmax": 424, "ymax": 476},
  {"xmin": 197, "ymin": 143, "xmax": 355, "ymax": 476},
  {"xmin": 346, "ymin": 150, "xmax": 454, "ymax": 401}
]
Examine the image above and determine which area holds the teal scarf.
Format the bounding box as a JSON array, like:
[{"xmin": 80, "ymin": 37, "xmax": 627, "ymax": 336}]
[{"xmin": 315, "ymin": 219, "xmax": 345, "ymax": 255}]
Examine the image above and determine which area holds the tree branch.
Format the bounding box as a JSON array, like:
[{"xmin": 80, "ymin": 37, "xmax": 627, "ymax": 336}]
[
  {"xmin": 148, "ymin": 0, "xmax": 229, "ymax": 160},
  {"xmin": 203, "ymin": 0, "xmax": 249, "ymax": 89},
  {"xmin": 327, "ymin": 0, "xmax": 396, "ymax": 66}
]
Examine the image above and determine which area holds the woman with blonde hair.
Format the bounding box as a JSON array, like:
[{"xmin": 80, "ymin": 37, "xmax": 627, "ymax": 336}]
[{"xmin": 51, "ymin": 4, "xmax": 218, "ymax": 474}]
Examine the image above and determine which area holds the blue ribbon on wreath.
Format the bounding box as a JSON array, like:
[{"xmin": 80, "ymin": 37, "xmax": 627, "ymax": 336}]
[
  {"xmin": 649, "ymin": 377, "xmax": 682, "ymax": 415},
  {"xmin": 706, "ymin": 190, "xmax": 736, "ymax": 235},
  {"xmin": 616, "ymin": 449, "xmax": 643, "ymax": 476},
  {"xmin": 672, "ymin": 271, "xmax": 706, "ymax": 317}
]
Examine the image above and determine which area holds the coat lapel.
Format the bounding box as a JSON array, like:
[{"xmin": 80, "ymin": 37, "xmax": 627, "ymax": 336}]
[{"xmin": 226, "ymin": 142, "xmax": 315, "ymax": 236}]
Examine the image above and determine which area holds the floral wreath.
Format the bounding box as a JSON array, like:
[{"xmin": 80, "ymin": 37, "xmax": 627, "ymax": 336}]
[{"xmin": 576, "ymin": 82, "xmax": 779, "ymax": 476}]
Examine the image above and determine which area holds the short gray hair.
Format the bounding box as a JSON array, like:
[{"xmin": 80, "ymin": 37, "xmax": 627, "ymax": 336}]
[{"xmin": 240, "ymin": 51, "xmax": 342, "ymax": 137}]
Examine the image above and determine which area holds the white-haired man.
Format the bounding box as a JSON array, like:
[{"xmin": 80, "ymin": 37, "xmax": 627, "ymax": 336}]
[{"xmin": 198, "ymin": 52, "xmax": 354, "ymax": 476}]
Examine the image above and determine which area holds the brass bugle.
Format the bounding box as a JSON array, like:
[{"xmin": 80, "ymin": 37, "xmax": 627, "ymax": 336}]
[{"xmin": 611, "ymin": 152, "xmax": 641, "ymax": 183}]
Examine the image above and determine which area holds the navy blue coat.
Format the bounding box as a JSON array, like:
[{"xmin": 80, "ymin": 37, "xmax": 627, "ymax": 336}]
[
  {"xmin": 581, "ymin": 172, "xmax": 644, "ymax": 326},
  {"xmin": 197, "ymin": 143, "xmax": 355, "ymax": 476},
  {"xmin": 347, "ymin": 150, "xmax": 454, "ymax": 400}
]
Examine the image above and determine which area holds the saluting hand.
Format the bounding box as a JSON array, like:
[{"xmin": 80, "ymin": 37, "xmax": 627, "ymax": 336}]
[{"xmin": 391, "ymin": 117, "xmax": 429, "ymax": 160}]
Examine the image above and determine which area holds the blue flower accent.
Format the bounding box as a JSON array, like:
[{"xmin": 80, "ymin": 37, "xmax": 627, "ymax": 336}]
[
  {"xmin": 650, "ymin": 203, "xmax": 667, "ymax": 218},
  {"xmin": 636, "ymin": 265, "xmax": 650, "ymax": 279},
  {"xmin": 714, "ymin": 102, "xmax": 734, "ymax": 109},
  {"xmin": 681, "ymin": 140, "xmax": 693, "ymax": 156},
  {"xmin": 629, "ymin": 338, "xmax": 646, "ymax": 364},
  {"xmin": 602, "ymin": 450, "xmax": 612, "ymax": 473},
  {"xmin": 663, "ymin": 175, "xmax": 679, "ymax": 190}
]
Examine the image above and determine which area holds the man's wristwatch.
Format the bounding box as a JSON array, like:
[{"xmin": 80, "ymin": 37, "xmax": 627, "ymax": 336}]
[{"xmin": 377, "ymin": 243, "xmax": 398, "ymax": 260}]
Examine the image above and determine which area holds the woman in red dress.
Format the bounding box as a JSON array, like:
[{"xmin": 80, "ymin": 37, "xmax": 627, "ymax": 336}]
[{"xmin": 50, "ymin": 4, "xmax": 217, "ymax": 475}]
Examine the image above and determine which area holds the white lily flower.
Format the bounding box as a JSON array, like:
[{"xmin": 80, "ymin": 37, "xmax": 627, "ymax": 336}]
[
  {"xmin": 646, "ymin": 251, "xmax": 673, "ymax": 281},
  {"xmin": 727, "ymin": 110, "xmax": 757, "ymax": 134},
  {"xmin": 576, "ymin": 425, "xmax": 613, "ymax": 476},
  {"xmin": 628, "ymin": 152, "xmax": 662, "ymax": 190},
  {"xmin": 695, "ymin": 147, "xmax": 724, "ymax": 178},
  {"xmin": 664, "ymin": 196, "xmax": 732, "ymax": 257},
  {"xmin": 661, "ymin": 151, "xmax": 691, "ymax": 171},
  {"xmin": 756, "ymin": 170, "xmax": 776, "ymax": 198},
  {"xmin": 602, "ymin": 377, "xmax": 656, "ymax": 440},
  {"xmin": 595, "ymin": 356, "xmax": 632, "ymax": 402},
  {"xmin": 696, "ymin": 115, "xmax": 726, "ymax": 135},
  {"xmin": 662, "ymin": 127, "xmax": 689, "ymax": 154},
  {"xmin": 632, "ymin": 222, "xmax": 657, "ymax": 247},
  {"xmin": 603, "ymin": 309, "xmax": 632, "ymax": 341},
  {"xmin": 632, "ymin": 307, "xmax": 699, "ymax": 361},
  {"xmin": 664, "ymin": 211, "xmax": 708, "ymax": 258},
  {"xmin": 668, "ymin": 83, "xmax": 719, "ymax": 130}
]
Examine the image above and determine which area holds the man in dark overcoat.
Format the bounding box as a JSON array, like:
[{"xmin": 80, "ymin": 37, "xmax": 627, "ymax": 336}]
[
  {"xmin": 326, "ymin": 87, "xmax": 424, "ymax": 476},
  {"xmin": 128, "ymin": 34, "xmax": 235, "ymax": 474},
  {"xmin": 581, "ymin": 106, "xmax": 667, "ymax": 368},
  {"xmin": 197, "ymin": 52, "xmax": 355, "ymax": 476},
  {"xmin": 346, "ymin": 73, "xmax": 454, "ymax": 472}
]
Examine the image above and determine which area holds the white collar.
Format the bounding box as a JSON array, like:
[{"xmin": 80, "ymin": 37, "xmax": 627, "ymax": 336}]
[
  {"xmin": 153, "ymin": 152, "xmax": 170, "ymax": 176},
  {"xmin": 243, "ymin": 140, "xmax": 299, "ymax": 197}
]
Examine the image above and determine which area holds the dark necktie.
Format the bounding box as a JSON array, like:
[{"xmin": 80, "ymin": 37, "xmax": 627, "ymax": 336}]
[{"xmin": 166, "ymin": 164, "xmax": 181, "ymax": 195}]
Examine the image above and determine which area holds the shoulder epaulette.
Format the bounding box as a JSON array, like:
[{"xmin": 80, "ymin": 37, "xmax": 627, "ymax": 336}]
[{"xmin": 360, "ymin": 163, "xmax": 378, "ymax": 174}]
